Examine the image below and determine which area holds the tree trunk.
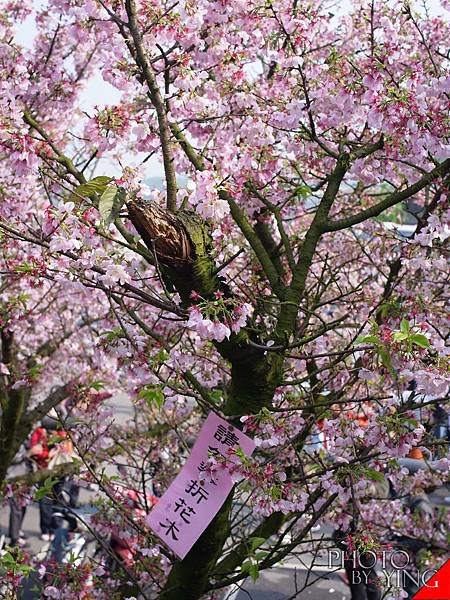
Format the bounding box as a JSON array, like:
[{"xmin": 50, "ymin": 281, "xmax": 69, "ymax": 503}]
[
  {"xmin": 127, "ymin": 200, "xmax": 286, "ymax": 599},
  {"xmin": 0, "ymin": 331, "xmax": 25, "ymax": 486}
]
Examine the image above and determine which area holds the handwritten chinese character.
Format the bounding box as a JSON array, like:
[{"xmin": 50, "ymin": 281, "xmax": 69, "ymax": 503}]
[
  {"xmin": 185, "ymin": 479, "xmax": 210, "ymax": 504},
  {"xmin": 213, "ymin": 424, "xmax": 239, "ymax": 447},
  {"xmin": 174, "ymin": 498, "xmax": 196, "ymax": 524},
  {"xmin": 159, "ymin": 518, "xmax": 180, "ymax": 540}
]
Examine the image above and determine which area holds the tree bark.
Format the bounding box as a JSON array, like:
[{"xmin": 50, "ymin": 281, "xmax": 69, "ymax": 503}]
[
  {"xmin": 127, "ymin": 200, "xmax": 287, "ymax": 599},
  {"xmin": 0, "ymin": 330, "xmax": 26, "ymax": 486}
]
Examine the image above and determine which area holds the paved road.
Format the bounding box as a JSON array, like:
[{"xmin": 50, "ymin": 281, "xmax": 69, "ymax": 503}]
[
  {"xmin": 1, "ymin": 393, "xmax": 135, "ymax": 599},
  {"xmin": 229, "ymin": 566, "xmax": 349, "ymax": 600},
  {"xmin": 1, "ymin": 392, "xmax": 448, "ymax": 599},
  {"xmin": 1, "ymin": 395, "xmax": 132, "ymax": 556}
]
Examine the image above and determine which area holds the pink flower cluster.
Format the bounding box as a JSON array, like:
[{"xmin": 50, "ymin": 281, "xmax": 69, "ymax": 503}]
[
  {"xmin": 186, "ymin": 170, "xmax": 230, "ymax": 222},
  {"xmin": 186, "ymin": 302, "xmax": 251, "ymax": 342}
]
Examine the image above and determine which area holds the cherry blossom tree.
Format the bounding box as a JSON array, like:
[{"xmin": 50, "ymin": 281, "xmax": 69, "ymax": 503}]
[
  {"xmin": 0, "ymin": 235, "xmax": 119, "ymax": 486},
  {"xmin": 0, "ymin": 0, "xmax": 449, "ymax": 598}
]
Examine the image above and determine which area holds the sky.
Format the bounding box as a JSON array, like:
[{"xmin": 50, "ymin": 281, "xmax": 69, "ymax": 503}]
[
  {"xmin": 13, "ymin": 0, "xmax": 446, "ymax": 178},
  {"xmin": 14, "ymin": 0, "xmax": 446, "ymax": 111}
]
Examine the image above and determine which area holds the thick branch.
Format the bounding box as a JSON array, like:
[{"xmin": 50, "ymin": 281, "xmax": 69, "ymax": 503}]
[
  {"xmin": 0, "ymin": 331, "xmax": 26, "ymax": 485},
  {"xmin": 220, "ymin": 191, "xmax": 285, "ymax": 299},
  {"xmin": 275, "ymin": 154, "xmax": 349, "ymax": 340},
  {"xmin": 127, "ymin": 197, "xmax": 225, "ymax": 301},
  {"xmin": 254, "ymin": 218, "xmax": 285, "ymax": 277},
  {"xmin": 324, "ymin": 158, "xmax": 450, "ymax": 232},
  {"xmin": 127, "ymin": 198, "xmax": 193, "ymax": 268},
  {"xmin": 351, "ymin": 135, "xmax": 384, "ymax": 159},
  {"xmin": 16, "ymin": 382, "xmax": 73, "ymax": 441},
  {"xmin": 125, "ymin": 0, "xmax": 177, "ymax": 211},
  {"xmin": 170, "ymin": 123, "xmax": 206, "ymax": 172},
  {"xmin": 23, "ymin": 111, "xmax": 86, "ymax": 185},
  {"xmin": 160, "ymin": 493, "xmax": 233, "ymax": 600}
]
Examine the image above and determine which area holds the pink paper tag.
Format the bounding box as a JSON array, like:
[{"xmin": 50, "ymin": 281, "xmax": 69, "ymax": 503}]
[{"xmin": 146, "ymin": 412, "xmax": 255, "ymax": 559}]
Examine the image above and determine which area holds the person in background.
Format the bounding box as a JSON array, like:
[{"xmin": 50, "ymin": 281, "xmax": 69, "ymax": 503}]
[
  {"xmin": 6, "ymin": 443, "xmax": 31, "ymax": 547},
  {"xmin": 332, "ymin": 476, "xmax": 390, "ymax": 600},
  {"xmin": 8, "ymin": 496, "xmax": 27, "ymax": 548},
  {"xmin": 28, "ymin": 424, "xmax": 53, "ymax": 540},
  {"xmin": 42, "ymin": 412, "xmax": 80, "ymax": 508},
  {"xmin": 28, "ymin": 423, "xmax": 69, "ymax": 540},
  {"xmin": 432, "ymin": 404, "xmax": 449, "ymax": 447}
]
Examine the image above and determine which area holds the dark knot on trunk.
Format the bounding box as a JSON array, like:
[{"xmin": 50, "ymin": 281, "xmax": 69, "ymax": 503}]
[{"xmin": 127, "ymin": 198, "xmax": 193, "ymax": 269}]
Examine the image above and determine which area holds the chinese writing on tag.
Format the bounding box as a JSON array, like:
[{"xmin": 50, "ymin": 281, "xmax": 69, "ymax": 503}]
[
  {"xmin": 213, "ymin": 424, "xmax": 240, "ymax": 447},
  {"xmin": 146, "ymin": 412, "xmax": 255, "ymax": 559}
]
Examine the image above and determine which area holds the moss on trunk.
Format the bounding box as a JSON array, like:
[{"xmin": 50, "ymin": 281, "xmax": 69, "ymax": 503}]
[{"xmin": 127, "ymin": 200, "xmax": 287, "ymax": 600}]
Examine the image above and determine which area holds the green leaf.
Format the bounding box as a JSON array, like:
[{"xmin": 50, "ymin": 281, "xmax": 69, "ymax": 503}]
[
  {"xmin": 234, "ymin": 445, "xmax": 246, "ymax": 462},
  {"xmin": 90, "ymin": 380, "xmax": 105, "ymax": 390},
  {"xmin": 102, "ymin": 327, "xmax": 124, "ymax": 343},
  {"xmin": 400, "ymin": 318, "xmax": 410, "ymax": 334},
  {"xmin": 248, "ymin": 563, "xmax": 260, "ymax": 582},
  {"xmin": 210, "ymin": 389, "xmax": 223, "ymax": 404},
  {"xmin": 47, "ymin": 434, "xmax": 64, "ymax": 446},
  {"xmin": 99, "ymin": 185, "xmax": 118, "ymax": 224},
  {"xmin": 392, "ymin": 332, "xmax": 408, "ymax": 342},
  {"xmin": 87, "ymin": 175, "xmax": 113, "ymax": 187},
  {"xmin": 355, "ymin": 335, "xmax": 380, "ymax": 345},
  {"xmin": 410, "ymin": 334, "xmax": 430, "ymax": 349},
  {"xmin": 138, "ymin": 385, "xmax": 164, "ymax": 409},
  {"xmin": 34, "ymin": 476, "xmax": 58, "ymax": 500},
  {"xmin": 151, "ymin": 349, "xmax": 169, "ymax": 365},
  {"xmin": 27, "ymin": 363, "xmax": 43, "ymax": 379},
  {"xmin": 249, "ymin": 537, "xmax": 266, "ymax": 552},
  {"xmin": 241, "ymin": 560, "xmax": 260, "ymax": 582},
  {"xmin": 294, "ymin": 185, "xmax": 311, "ymax": 198},
  {"xmin": 15, "ymin": 261, "xmax": 33, "ymax": 273},
  {"xmin": 74, "ymin": 176, "xmax": 113, "ymax": 198},
  {"xmin": 365, "ymin": 468, "xmax": 384, "ymax": 482},
  {"xmin": 1, "ymin": 551, "xmax": 16, "ymax": 566},
  {"xmin": 378, "ymin": 347, "xmax": 393, "ymax": 371},
  {"xmin": 17, "ymin": 564, "xmax": 34, "ymax": 575}
]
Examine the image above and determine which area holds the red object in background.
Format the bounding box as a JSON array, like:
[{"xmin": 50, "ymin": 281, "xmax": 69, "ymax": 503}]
[
  {"xmin": 110, "ymin": 533, "xmax": 135, "ymax": 567},
  {"xmin": 29, "ymin": 427, "xmax": 50, "ymax": 468},
  {"xmin": 413, "ymin": 559, "xmax": 450, "ymax": 600},
  {"xmin": 29, "ymin": 427, "xmax": 67, "ymax": 468}
]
